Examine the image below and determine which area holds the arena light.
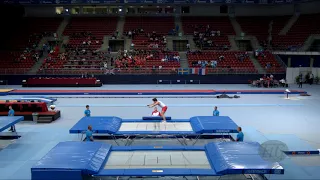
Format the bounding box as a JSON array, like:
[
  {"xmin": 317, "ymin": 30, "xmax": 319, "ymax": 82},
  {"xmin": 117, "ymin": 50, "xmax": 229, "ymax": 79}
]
[{"xmin": 119, "ymin": 8, "xmax": 122, "ymax": 12}]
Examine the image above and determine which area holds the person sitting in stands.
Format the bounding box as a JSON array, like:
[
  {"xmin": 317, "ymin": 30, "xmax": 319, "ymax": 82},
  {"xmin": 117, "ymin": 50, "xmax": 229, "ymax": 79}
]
[
  {"xmin": 152, "ymin": 107, "xmax": 160, "ymax": 116},
  {"xmin": 84, "ymin": 125, "xmax": 94, "ymax": 141},
  {"xmin": 279, "ymin": 78, "xmax": 286, "ymax": 87}
]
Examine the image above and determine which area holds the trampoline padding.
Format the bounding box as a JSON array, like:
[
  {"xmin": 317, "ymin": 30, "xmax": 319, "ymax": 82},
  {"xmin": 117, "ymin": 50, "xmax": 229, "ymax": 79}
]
[
  {"xmin": 190, "ymin": 116, "xmax": 239, "ymax": 133},
  {"xmin": 205, "ymin": 142, "xmax": 284, "ymax": 175},
  {"xmin": 32, "ymin": 142, "xmax": 111, "ymax": 176},
  {"xmin": 70, "ymin": 116, "xmax": 122, "ymax": 133}
]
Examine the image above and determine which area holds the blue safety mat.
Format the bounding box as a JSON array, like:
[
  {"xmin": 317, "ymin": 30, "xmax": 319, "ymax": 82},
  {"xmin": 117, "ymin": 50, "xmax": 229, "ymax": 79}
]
[
  {"xmin": 244, "ymin": 127, "xmax": 319, "ymax": 155},
  {"xmin": 0, "ymin": 116, "xmax": 24, "ymax": 132},
  {"xmin": 31, "ymin": 142, "xmax": 111, "ymax": 180},
  {"xmin": 205, "ymin": 142, "xmax": 284, "ymax": 175},
  {"xmin": 190, "ymin": 116, "xmax": 239, "ymax": 133},
  {"xmin": 69, "ymin": 116, "xmax": 122, "ymax": 134},
  {"xmin": 265, "ymin": 134, "xmax": 319, "ymax": 155}
]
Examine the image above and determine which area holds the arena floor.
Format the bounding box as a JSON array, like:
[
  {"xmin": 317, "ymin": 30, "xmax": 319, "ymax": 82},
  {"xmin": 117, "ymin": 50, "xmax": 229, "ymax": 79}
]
[{"xmin": 0, "ymin": 84, "xmax": 320, "ymax": 180}]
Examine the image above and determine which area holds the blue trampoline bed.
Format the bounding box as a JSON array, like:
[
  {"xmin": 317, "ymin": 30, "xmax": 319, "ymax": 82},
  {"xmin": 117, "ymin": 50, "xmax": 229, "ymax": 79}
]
[
  {"xmin": 31, "ymin": 141, "xmax": 284, "ymax": 180},
  {"xmin": 69, "ymin": 116, "xmax": 239, "ymax": 145}
]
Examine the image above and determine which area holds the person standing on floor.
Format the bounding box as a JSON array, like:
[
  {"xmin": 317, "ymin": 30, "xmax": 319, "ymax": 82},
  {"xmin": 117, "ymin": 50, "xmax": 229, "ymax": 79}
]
[
  {"xmin": 236, "ymin": 127, "xmax": 244, "ymax": 142},
  {"xmin": 310, "ymin": 73, "xmax": 314, "ymax": 85},
  {"xmin": 8, "ymin": 106, "xmax": 15, "ymax": 132},
  {"xmin": 298, "ymin": 74, "xmax": 303, "ymax": 88},
  {"xmin": 84, "ymin": 105, "xmax": 91, "ymax": 117},
  {"xmin": 213, "ymin": 106, "xmax": 220, "ymax": 116}
]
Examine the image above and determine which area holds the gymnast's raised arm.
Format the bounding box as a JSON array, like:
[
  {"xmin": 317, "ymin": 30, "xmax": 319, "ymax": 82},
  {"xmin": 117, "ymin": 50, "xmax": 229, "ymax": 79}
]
[{"xmin": 147, "ymin": 101, "xmax": 158, "ymax": 107}]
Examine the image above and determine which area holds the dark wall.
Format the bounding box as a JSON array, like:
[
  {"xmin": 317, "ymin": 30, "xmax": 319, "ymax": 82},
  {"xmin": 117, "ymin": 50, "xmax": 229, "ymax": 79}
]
[
  {"xmin": 0, "ymin": 74, "xmax": 286, "ymax": 85},
  {"xmin": 0, "ymin": 4, "xmax": 25, "ymax": 50}
]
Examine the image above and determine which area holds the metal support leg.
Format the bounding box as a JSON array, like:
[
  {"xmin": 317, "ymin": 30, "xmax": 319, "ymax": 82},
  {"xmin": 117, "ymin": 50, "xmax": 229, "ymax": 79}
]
[
  {"xmin": 12, "ymin": 125, "xmax": 16, "ymax": 132},
  {"xmin": 175, "ymin": 136, "xmax": 187, "ymax": 146},
  {"xmin": 192, "ymin": 135, "xmax": 201, "ymax": 145},
  {"xmin": 112, "ymin": 135, "xmax": 120, "ymax": 146}
]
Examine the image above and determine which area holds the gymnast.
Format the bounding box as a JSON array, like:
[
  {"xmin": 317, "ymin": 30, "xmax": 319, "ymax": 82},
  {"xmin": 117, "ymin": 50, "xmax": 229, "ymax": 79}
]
[
  {"xmin": 147, "ymin": 98, "xmax": 168, "ymax": 122},
  {"xmin": 151, "ymin": 107, "xmax": 160, "ymax": 116}
]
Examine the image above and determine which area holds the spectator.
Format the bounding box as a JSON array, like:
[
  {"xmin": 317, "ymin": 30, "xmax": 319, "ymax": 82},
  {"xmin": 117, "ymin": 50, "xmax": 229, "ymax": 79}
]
[
  {"xmin": 219, "ymin": 55, "xmax": 225, "ymax": 61},
  {"xmin": 279, "ymin": 78, "xmax": 286, "ymax": 87},
  {"xmin": 213, "ymin": 106, "xmax": 219, "ymax": 116},
  {"xmin": 266, "ymin": 62, "xmax": 271, "ymax": 69},
  {"xmin": 201, "ymin": 61, "xmax": 207, "ymax": 68},
  {"xmin": 211, "ymin": 60, "xmax": 217, "ymax": 68},
  {"xmin": 128, "ymin": 30, "xmax": 132, "ymax": 38}
]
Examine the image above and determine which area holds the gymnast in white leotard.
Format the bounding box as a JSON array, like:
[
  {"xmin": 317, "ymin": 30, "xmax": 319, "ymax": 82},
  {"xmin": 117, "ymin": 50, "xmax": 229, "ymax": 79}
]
[{"xmin": 147, "ymin": 98, "xmax": 168, "ymax": 122}]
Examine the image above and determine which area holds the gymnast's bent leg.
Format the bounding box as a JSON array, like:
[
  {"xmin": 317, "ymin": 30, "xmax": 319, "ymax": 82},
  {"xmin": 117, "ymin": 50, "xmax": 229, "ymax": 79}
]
[{"xmin": 160, "ymin": 108, "xmax": 167, "ymax": 122}]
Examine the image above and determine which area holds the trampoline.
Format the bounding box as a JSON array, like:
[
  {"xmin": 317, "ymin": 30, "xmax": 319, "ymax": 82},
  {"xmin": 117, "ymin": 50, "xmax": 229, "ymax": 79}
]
[
  {"xmin": 0, "ymin": 97, "xmax": 56, "ymax": 104},
  {"xmin": 22, "ymin": 96, "xmax": 57, "ymax": 104},
  {"xmin": 69, "ymin": 116, "xmax": 239, "ymax": 145},
  {"xmin": 0, "ymin": 116, "xmax": 24, "ymax": 139},
  {"xmin": 31, "ymin": 141, "xmax": 284, "ymax": 180}
]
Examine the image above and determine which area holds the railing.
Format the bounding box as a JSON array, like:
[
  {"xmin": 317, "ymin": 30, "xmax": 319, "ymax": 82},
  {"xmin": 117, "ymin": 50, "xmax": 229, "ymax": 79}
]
[
  {"xmin": 0, "ymin": 68, "xmax": 30, "ymax": 75},
  {"xmin": 0, "ymin": 67, "xmax": 286, "ymax": 75}
]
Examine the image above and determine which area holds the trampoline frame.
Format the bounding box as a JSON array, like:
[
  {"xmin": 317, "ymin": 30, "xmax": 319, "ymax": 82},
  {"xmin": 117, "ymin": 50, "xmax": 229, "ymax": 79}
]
[{"xmin": 79, "ymin": 131, "xmax": 233, "ymax": 146}]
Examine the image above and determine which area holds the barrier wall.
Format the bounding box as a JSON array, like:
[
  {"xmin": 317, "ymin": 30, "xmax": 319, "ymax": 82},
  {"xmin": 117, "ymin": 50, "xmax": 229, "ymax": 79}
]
[
  {"xmin": 0, "ymin": 74, "xmax": 286, "ymax": 85},
  {"xmin": 286, "ymin": 68, "xmax": 320, "ymax": 84}
]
